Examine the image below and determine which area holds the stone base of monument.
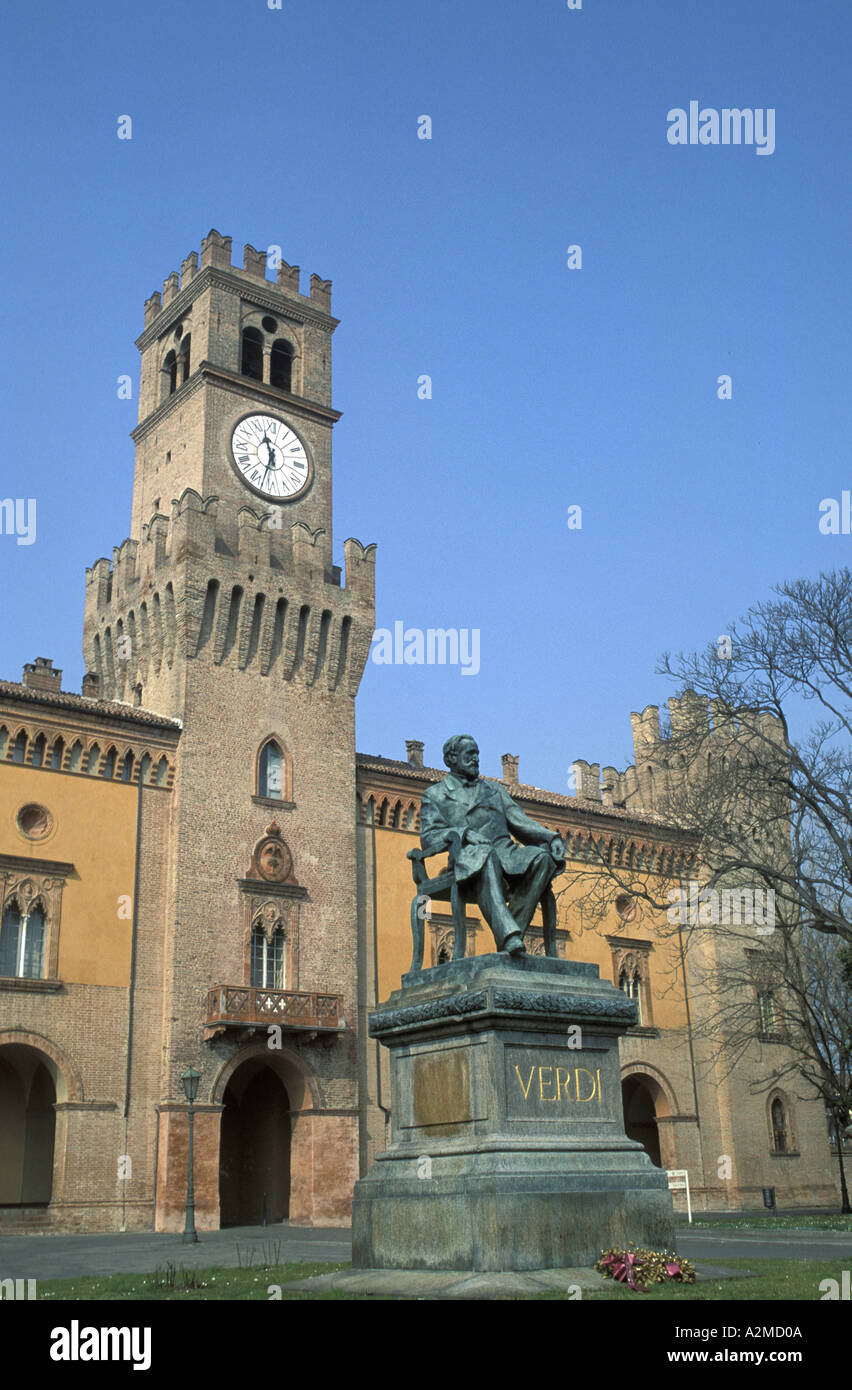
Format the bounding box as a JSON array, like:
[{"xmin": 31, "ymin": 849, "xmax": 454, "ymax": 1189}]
[{"xmin": 351, "ymin": 954, "xmax": 675, "ymax": 1272}]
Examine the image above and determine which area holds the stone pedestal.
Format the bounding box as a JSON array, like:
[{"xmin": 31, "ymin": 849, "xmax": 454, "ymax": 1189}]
[{"xmin": 353, "ymin": 954, "xmax": 675, "ymax": 1271}]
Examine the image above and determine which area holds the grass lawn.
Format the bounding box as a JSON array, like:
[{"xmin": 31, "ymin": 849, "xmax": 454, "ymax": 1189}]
[
  {"xmin": 677, "ymin": 1214, "xmax": 852, "ymax": 1232},
  {"xmin": 33, "ymin": 1257, "xmax": 844, "ymax": 1301},
  {"xmin": 580, "ymin": 1258, "xmax": 840, "ymax": 1301}
]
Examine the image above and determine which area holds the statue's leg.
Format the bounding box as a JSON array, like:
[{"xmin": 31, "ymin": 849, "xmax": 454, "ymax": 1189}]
[
  {"xmin": 506, "ymin": 849, "xmax": 558, "ymax": 933},
  {"xmin": 478, "ymin": 855, "xmax": 525, "ymax": 953}
]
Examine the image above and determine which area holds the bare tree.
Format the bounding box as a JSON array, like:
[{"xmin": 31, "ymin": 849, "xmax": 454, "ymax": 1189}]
[{"xmin": 558, "ymin": 568, "xmax": 852, "ymax": 1200}]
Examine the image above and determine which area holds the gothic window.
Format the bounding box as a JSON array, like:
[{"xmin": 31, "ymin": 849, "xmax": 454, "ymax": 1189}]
[
  {"xmin": 13, "ymin": 731, "xmax": 27, "ymax": 763},
  {"xmin": 155, "ymin": 755, "xmax": 168, "ymax": 787},
  {"xmin": 0, "ymin": 727, "xmax": 6, "ymax": 758},
  {"xmin": 270, "ymin": 339, "xmax": 294, "ymax": 391},
  {"xmin": 241, "ymin": 328, "xmax": 264, "ymax": 381},
  {"xmin": 758, "ymin": 990, "xmax": 778, "ymax": 1034},
  {"xmin": 140, "ymin": 753, "xmax": 151, "ymax": 784},
  {"xmin": 86, "ymin": 744, "xmax": 100, "ymax": 774},
  {"xmin": 257, "ymin": 739, "xmax": 289, "ymax": 800},
  {"xmin": 102, "ymin": 747, "xmax": 117, "ymax": 779},
  {"xmin": 251, "ymin": 924, "xmax": 285, "ymax": 989},
  {"xmin": 177, "ymin": 333, "xmax": 191, "ymax": 384},
  {"xmin": 162, "ymin": 349, "xmax": 178, "ymax": 398},
  {"xmin": 0, "ymin": 898, "xmax": 46, "ymax": 979},
  {"xmin": 120, "ymin": 751, "xmax": 134, "ymax": 782},
  {"xmin": 771, "ymin": 1097, "xmax": 789, "ymax": 1153},
  {"xmin": 619, "ymin": 967, "xmax": 644, "ymax": 1025},
  {"xmin": 31, "ymin": 734, "xmax": 46, "ymax": 767},
  {"xmin": 49, "ymin": 737, "xmax": 64, "ymax": 770},
  {"xmin": 68, "ymin": 740, "xmax": 82, "ymax": 772}
]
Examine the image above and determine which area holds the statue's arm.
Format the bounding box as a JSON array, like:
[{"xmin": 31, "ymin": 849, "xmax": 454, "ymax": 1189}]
[
  {"xmin": 420, "ymin": 794, "xmax": 459, "ymax": 858},
  {"xmin": 503, "ymin": 791, "xmax": 564, "ymax": 854}
]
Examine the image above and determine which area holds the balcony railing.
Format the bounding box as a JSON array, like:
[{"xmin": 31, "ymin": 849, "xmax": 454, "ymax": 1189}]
[{"xmin": 206, "ymin": 985, "xmax": 345, "ymax": 1033}]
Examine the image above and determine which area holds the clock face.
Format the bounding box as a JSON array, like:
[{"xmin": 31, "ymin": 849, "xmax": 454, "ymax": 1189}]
[{"xmin": 230, "ymin": 413, "xmax": 312, "ymax": 501}]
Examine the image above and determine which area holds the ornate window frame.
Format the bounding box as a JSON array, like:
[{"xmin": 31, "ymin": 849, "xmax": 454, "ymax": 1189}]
[
  {"xmin": 608, "ymin": 935, "xmax": 655, "ymax": 1031},
  {"xmin": 0, "ymin": 853, "xmax": 74, "ymax": 985},
  {"xmin": 239, "ymin": 822, "xmax": 306, "ymax": 988}
]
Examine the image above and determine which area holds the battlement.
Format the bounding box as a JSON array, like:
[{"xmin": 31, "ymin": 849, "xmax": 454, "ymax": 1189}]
[
  {"xmin": 83, "ymin": 489, "xmax": 375, "ymax": 707},
  {"xmin": 573, "ymin": 692, "xmax": 786, "ymax": 812},
  {"xmin": 143, "ymin": 229, "xmax": 333, "ymax": 328}
]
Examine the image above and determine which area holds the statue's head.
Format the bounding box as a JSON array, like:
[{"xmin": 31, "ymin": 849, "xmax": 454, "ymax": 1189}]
[{"xmin": 443, "ymin": 734, "xmax": 479, "ymax": 779}]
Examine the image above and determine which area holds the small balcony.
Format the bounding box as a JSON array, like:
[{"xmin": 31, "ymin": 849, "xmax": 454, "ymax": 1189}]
[{"xmin": 205, "ymin": 985, "xmax": 345, "ymax": 1038}]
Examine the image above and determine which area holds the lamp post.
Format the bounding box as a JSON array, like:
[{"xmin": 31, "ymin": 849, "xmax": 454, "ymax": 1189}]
[
  {"xmin": 826, "ymin": 1095, "xmax": 851, "ymax": 1216},
  {"xmin": 181, "ymin": 1066, "xmax": 201, "ymax": 1243}
]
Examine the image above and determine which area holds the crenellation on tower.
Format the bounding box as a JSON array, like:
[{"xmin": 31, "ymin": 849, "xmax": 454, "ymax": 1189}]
[
  {"xmin": 277, "ymin": 260, "xmax": 300, "ymax": 294},
  {"xmin": 242, "ymin": 243, "xmax": 268, "ymax": 280},
  {"xmin": 200, "ymin": 228, "xmax": 233, "ymax": 270},
  {"xmin": 162, "ymin": 270, "xmax": 180, "ymax": 306},
  {"xmin": 180, "ymin": 250, "xmax": 199, "ymax": 286}
]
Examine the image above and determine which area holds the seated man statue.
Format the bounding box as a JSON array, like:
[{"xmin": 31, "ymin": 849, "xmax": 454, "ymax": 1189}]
[{"xmin": 419, "ymin": 734, "xmax": 565, "ymax": 956}]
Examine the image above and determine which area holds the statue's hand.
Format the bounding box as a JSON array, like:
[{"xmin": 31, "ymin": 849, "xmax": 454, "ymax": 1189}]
[{"xmin": 550, "ymin": 836, "xmax": 565, "ymax": 863}]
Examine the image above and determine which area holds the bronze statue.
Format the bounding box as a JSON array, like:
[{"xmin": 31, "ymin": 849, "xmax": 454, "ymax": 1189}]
[{"xmin": 418, "ymin": 734, "xmax": 565, "ymax": 956}]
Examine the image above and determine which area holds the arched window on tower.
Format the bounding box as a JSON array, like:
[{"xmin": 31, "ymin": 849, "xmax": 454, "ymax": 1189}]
[
  {"xmin": 258, "ymin": 739, "xmax": 284, "ymax": 799},
  {"xmin": 241, "ymin": 328, "xmax": 264, "ymax": 381},
  {"xmin": 177, "ymin": 333, "xmax": 191, "ymax": 384},
  {"xmin": 771, "ymin": 1097, "xmax": 789, "ymax": 1153},
  {"xmin": 162, "ymin": 350, "xmax": 178, "ymax": 399},
  {"xmin": 270, "ymin": 339, "xmax": 294, "ymax": 391},
  {"xmin": 251, "ymin": 923, "xmax": 285, "ymax": 989}
]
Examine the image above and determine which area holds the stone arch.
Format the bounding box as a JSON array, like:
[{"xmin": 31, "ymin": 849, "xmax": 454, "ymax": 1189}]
[
  {"xmin": 210, "ymin": 1042, "xmax": 319, "ymax": 1112},
  {"xmin": 620, "ymin": 1064, "xmax": 683, "ymax": 1170},
  {"xmin": 0, "ymin": 1028, "xmax": 83, "ymax": 1103},
  {"xmin": 620, "ymin": 1061, "xmax": 678, "ymax": 1118}
]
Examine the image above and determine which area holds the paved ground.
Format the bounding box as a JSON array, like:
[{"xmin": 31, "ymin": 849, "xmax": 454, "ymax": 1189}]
[
  {"xmin": 0, "ymin": 1218, "xmax": 849, "ymax": 1282},
  {"xmin": 0, "ymin": 1225, "xmax": 351, "ymax": 1281},
  {"xmin": 676, "ymin": 1228, "xmax": 852, "ymax": 1263}
]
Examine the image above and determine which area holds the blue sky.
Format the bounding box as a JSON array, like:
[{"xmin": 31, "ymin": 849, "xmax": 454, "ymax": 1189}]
[{"xmin": 1, "ymin": 0, "xmax": 850, "ymax": 790}]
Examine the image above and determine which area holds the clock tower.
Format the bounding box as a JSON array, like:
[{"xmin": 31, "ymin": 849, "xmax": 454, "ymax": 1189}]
[{"xmin": 82, "ymin": 232, "xmax": 376, "ymax": 1229}]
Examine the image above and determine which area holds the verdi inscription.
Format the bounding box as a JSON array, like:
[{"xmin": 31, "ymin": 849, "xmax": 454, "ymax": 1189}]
[{"xmin": 506, "ymin": 1048, "xmax": 607, "ymax": 1119}]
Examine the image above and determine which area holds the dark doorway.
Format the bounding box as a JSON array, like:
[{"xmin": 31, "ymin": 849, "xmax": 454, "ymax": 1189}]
[
  {"xmin": 622, "ymin": 1075, "xmax": 662, "ymax": 1167},
  {"xmin": 219, "ymin": 1062, "xmax": 290, "ymax": 1226},
  {"xmin": 0, "ymin": 1050, "xmax": 56, "ymax": 1204}
]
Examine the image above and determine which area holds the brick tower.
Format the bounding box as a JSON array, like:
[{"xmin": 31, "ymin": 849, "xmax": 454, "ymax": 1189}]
[{"xmin": 82, "ymin": 231, "xmax": 376, "ymax": 1228}]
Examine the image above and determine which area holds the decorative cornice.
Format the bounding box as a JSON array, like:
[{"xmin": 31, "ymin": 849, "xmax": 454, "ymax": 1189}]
[
  {"xmin": 131, "ymin": 362, "xmax": 341, "ymax": 445},
  {"xmin": 369, "ymin": 985, "xmax": 637, "ymax": 1036},
  {"xmin": 0, "ymin": 854, "xmax": 75, "ymax": 877},
  {"xmin": 237, "ymin": 877, "xmax": 308, "ymax": 901}
]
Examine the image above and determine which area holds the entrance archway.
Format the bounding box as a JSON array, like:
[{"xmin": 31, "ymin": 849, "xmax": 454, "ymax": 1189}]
[
  {"xmin": 0, "ymin": 1045, "xmax": 57, "ymax": 1204},
  {"xmin": 219, "ymin": 1059, "xmax": 290, "ymax": 1226},
  {"xmin": 622, "ymin": 1074, "xmax": 662, "ymax": 1168}
]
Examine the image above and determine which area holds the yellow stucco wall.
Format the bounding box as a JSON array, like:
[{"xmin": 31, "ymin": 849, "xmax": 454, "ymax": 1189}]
[{"xmin": 1, "ymin": 766, "xmax": 138, "ymax": 986}]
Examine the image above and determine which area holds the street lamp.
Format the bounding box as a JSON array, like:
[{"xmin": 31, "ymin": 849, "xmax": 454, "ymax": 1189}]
[
  {"xmin": 181, "ymin": 1066, "xmax": 201, "ymax": 1243},
  {"xmin": 825, "ymin": 1095, "xmax": 852, "ymax": 1216}
]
